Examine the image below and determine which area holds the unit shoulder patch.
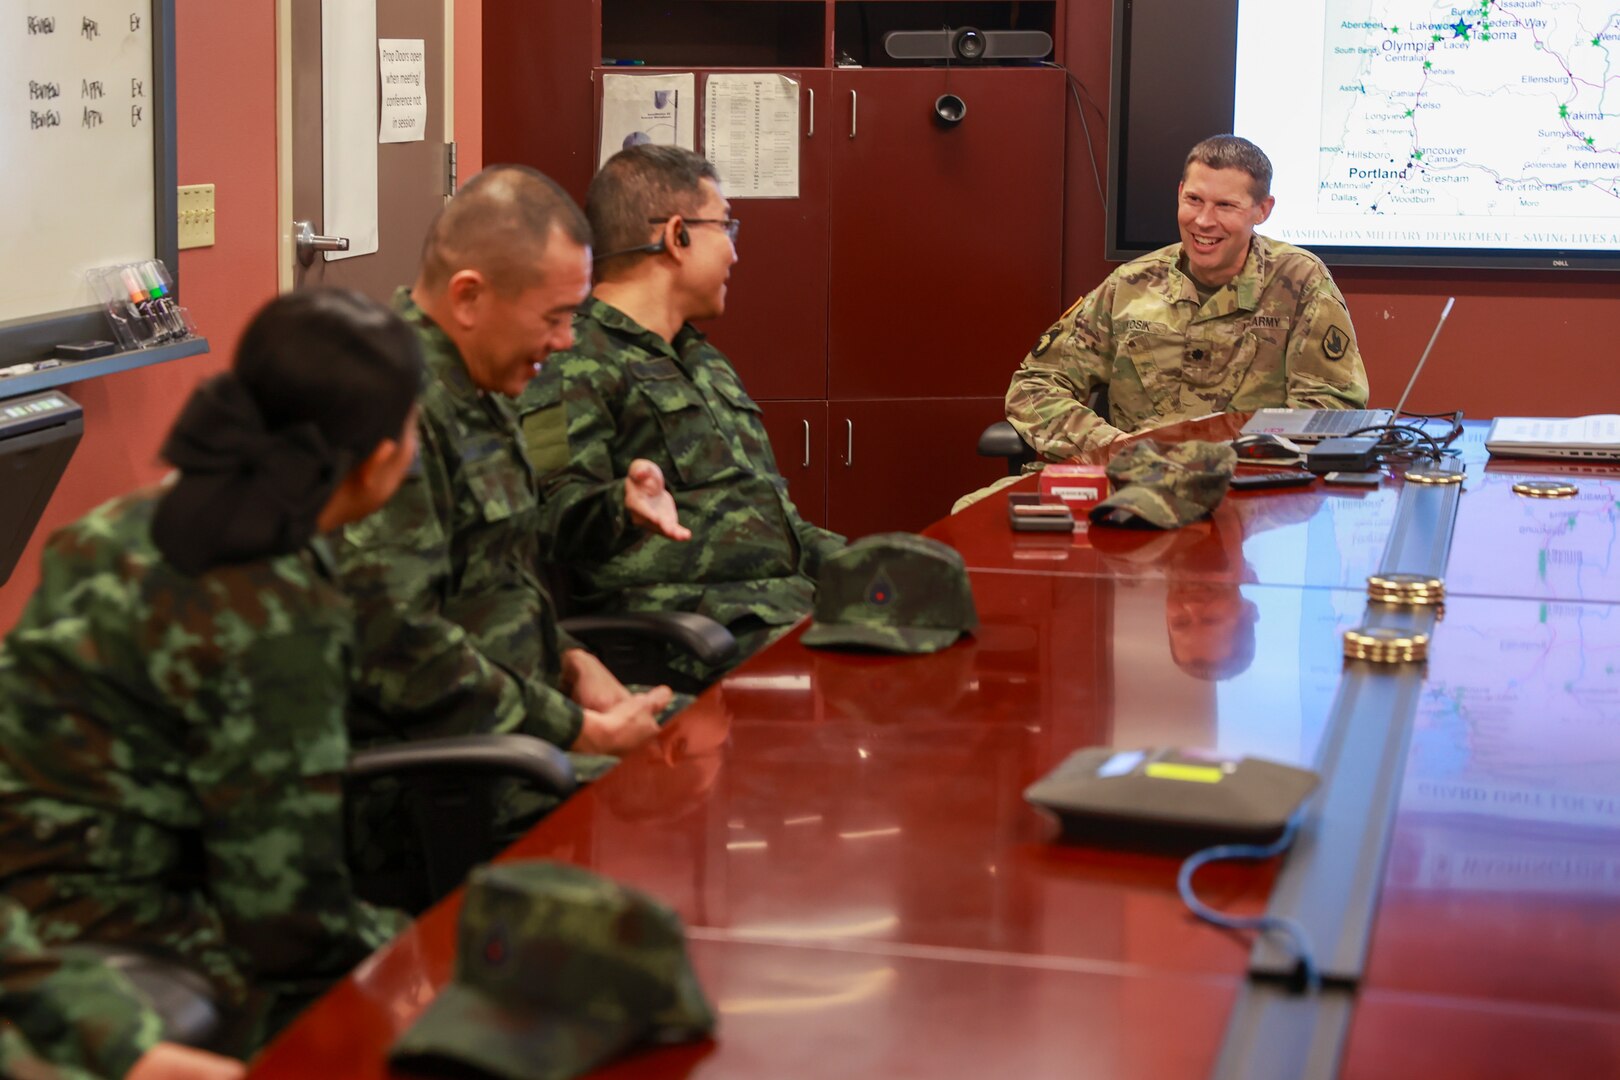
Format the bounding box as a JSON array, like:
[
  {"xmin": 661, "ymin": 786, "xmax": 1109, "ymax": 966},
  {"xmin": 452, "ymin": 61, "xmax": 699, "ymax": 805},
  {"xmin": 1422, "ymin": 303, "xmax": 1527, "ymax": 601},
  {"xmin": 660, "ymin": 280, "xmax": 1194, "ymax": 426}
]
[{"xmin": 1322, "ymin": 325, "xmax": 1350, "ymax": 361}]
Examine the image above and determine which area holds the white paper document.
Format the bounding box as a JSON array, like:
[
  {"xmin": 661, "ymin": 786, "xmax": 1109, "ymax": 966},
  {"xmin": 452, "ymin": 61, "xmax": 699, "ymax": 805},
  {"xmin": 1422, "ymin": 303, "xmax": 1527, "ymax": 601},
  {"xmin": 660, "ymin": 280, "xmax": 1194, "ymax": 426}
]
[
  {"xmin": 1487, "ymin": 416, "xmax": 1620, "ymax": 448},
  {"xmin": 378, "ymin": 38, "xmax": 427, "ymax": 144},
  {"xmin": 704, "ymin": 74, "xmax": 801, "ymax": 198},
  {"xmin": 321, "ymin": 0, "xmax": 378, "ymax": 260},
  {"xmin": 599, "ymin": 73, "xmax": 695, "ymax": 167}
]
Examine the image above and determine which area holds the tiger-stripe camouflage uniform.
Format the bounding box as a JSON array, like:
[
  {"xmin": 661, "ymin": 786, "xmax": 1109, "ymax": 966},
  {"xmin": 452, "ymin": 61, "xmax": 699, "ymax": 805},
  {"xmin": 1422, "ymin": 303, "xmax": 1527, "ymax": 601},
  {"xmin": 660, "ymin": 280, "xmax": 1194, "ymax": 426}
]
[
  {"xmin": 0, "ymin": 897, "xmax": 161, "ymax": 1080},
  {"xmin": 1006, "ymin": 234, "xmax": 1369, "ymax": 459},
  {"xmin": 335, "ymin": 290, "xmax": 586, "ymax": 749},
  {"xmin": 518, "ymin": 298, "xmax": 844, "ymax": 668},
  {"xmin": 0, "ymin": 491, "xmax": 406, "ymax": 1056}
]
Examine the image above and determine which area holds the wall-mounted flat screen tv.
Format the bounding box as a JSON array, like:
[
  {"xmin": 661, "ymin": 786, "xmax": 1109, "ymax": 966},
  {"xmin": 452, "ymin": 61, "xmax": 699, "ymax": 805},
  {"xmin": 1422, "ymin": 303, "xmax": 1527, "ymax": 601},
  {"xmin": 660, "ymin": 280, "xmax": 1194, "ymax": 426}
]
[{"xmin": 1108, "ymin": 0, "xmax": 1620, "ymax": 270}]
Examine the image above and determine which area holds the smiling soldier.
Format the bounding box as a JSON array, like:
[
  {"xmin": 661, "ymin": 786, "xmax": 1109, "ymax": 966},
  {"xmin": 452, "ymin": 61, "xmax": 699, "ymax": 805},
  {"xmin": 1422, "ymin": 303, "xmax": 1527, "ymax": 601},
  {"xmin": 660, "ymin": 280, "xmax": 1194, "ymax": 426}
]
[{"xmin": 1005, "ymin": 135, "xmax": 1370, "ymax": 458}]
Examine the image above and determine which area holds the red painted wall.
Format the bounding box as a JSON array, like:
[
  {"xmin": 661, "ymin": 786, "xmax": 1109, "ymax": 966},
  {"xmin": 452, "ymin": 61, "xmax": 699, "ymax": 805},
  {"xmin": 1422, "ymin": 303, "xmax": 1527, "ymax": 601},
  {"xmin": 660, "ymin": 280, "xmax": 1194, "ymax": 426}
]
[
  {"xmin": 1061, "ymin": 0, "xmax": 1620, "ymax": 419},
  {"xmin": 0, "ymin": 0, "xmax": 277, "ymax": 630}
]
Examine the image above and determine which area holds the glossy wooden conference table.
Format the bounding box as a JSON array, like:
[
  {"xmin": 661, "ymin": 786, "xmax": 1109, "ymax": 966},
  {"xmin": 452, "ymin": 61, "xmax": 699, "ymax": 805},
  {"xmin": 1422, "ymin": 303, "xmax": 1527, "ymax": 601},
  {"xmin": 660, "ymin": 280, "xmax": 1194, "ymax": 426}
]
[{"xmin": 250, "ymin": 418, "xmax": 1620, "ymax": 1079}]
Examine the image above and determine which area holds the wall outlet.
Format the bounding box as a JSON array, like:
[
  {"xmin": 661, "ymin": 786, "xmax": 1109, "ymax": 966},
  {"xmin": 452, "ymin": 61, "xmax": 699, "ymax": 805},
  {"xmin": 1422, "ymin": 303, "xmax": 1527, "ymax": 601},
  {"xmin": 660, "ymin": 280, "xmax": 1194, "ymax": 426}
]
[{"xmin": 178, "ymin": 184, "xmax": 215, "ymax": 249}]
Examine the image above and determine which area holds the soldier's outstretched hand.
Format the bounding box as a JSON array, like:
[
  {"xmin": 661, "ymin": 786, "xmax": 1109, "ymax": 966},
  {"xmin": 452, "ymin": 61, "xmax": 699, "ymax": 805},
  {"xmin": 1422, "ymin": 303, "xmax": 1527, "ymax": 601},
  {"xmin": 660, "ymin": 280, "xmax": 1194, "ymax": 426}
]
[
  {"xmin": 574, "ymin": 686, "xmax": 672, "ymax": 756},
  {"xmin": 624, "ymin": 459, "xmax": 691, "ymax": 541}
]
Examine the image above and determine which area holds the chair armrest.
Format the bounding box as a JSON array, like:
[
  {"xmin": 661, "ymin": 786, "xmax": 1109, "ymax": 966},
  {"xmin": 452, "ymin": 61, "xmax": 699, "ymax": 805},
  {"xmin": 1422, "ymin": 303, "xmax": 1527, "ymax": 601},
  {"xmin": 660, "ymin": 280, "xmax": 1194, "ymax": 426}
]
[
  {"xmin": 978, "ymin": 420, "xmax": 1038, "ymax": 476},
  {"xmin": 972, "ymin": 420, "xmax": 1023, "ymax": 459},
  {"xmin": 561, "ymin": 611, "xmax": 739, "ymax": 669},
  {"xmin": 71, "ymin": 945, "xmax": 221, "ymax": 1049},
  {"xmin": 977, "ymin": 420, "xmax": 1034, "ymax": 460},
  {"xmin": 347, "ymin": 734, "xmax": 577, "ymax": 798}
]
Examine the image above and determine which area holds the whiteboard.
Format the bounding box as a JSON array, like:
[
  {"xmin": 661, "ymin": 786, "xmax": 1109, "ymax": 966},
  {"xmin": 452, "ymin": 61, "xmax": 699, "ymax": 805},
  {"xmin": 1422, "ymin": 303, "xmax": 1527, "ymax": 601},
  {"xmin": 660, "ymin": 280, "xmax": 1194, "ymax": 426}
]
[{"xmin": 0, "ymin": 2, "xmax": 159, "ymax": 326}]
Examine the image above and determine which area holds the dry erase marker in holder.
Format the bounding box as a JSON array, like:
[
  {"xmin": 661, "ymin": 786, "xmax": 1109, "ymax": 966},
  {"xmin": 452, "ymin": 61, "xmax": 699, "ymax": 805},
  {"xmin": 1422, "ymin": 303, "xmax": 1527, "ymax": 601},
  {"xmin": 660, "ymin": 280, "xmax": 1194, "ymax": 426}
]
[
  {"xmin": 86, "ymin": 261, "xmax": 193, "ymax": 350},
  {"xmin": 138, "ymin": 260, "xmax": 194, "ymax": 341},
  {"xmin": 86, "ymin": 264, "xmax": 147, "ymax": 349}
]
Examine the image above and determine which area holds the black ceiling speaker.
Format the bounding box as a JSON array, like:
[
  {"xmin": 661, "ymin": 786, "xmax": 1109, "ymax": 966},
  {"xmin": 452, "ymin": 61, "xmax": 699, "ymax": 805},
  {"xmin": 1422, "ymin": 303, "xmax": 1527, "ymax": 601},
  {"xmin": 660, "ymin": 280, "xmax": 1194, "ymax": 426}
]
[{"xmin": 883, "ymin": 28, "xmax": 1054, "ymax": 63}]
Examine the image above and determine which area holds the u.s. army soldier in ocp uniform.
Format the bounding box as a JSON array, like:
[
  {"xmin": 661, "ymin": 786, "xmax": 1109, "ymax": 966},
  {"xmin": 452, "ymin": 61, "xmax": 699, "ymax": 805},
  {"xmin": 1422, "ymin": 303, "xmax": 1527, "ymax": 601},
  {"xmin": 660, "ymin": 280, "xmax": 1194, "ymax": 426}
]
[
  {"xmin": 519, "ymin": 146, "xmax": 844, "ymax": 678},
  {"xmin": 1006, "ymin": 135, "xmax": 1370, "ymax": 459}
]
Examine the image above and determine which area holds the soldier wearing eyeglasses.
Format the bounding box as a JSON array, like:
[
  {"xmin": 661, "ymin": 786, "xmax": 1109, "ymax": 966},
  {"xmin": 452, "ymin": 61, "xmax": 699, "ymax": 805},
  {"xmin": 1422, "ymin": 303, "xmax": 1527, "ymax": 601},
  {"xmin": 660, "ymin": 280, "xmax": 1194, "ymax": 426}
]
[{"xmin": 519, "ymin": 145, "xmax": 845, "ymax": 681}]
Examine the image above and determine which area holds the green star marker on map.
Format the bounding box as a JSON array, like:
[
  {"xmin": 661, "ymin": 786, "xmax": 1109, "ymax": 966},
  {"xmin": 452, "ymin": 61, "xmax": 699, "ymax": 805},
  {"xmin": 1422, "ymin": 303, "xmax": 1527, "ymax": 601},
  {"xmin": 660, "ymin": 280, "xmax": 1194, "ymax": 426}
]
[
  {"xmin": 1586, "ymin": 136, "xmax": 1596, "ymax": 145},
  {"xmin": 1424, "ymin": 59, "xmax": 1433, "ymax": 69},
  {"xmin": 1560, "ymin": 104, "xmax": 1569, "ymax": 117},
  {"xmin": 1414, "ymin": 150, "xmax": 1425, "ymax": 160}
]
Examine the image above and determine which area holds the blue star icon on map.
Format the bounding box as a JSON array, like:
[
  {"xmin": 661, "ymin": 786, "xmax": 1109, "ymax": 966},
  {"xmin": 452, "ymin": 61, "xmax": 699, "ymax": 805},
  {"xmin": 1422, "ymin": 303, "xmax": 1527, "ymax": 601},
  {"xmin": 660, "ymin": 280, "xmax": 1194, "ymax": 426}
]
[{"xmin": 1451, "ymin": 18, "xmax": 1470, "ymax": 37}]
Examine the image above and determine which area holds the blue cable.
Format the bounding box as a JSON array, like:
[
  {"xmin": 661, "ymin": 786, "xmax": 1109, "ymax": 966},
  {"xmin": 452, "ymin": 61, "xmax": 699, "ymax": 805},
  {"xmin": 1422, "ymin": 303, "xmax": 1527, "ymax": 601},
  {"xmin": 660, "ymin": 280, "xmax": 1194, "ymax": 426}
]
[{"xmin": 1176, "ymin": 814, "xmax": 1322, "ymax": 993}]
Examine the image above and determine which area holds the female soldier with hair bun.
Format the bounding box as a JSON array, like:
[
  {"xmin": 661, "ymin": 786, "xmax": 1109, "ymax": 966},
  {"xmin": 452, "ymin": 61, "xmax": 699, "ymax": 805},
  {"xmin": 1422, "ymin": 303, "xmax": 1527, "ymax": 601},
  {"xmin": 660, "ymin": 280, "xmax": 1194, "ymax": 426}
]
[{"xmin": 0, "ymin": 288, "xmax": 422, "ymax": 1062}]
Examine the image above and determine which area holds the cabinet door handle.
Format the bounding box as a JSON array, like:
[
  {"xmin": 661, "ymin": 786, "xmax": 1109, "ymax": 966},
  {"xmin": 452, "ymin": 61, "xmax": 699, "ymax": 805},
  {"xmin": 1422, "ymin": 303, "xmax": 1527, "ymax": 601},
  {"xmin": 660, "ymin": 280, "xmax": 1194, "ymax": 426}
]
[
  {"xmin": 806, "ymin": 88, "xmax": 814, "ymax": 137},
  {"xmin": 849, "ymin": 90, "xmax": 857, "ymax": 139},
  {"xmin": 802, "ymin": 419, "xmax": 811, "ymax": 468},
  {"xmin": 845, "ymin": 419, "xmax": 854, "ymax": 466}
]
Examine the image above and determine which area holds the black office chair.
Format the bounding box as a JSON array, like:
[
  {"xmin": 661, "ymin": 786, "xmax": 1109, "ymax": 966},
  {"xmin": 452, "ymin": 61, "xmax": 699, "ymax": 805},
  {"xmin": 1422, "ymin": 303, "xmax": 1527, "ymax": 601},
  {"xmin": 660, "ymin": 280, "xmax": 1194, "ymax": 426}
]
[
  {"xmin": 543, "ymin": 557, "xmax": 738, "ymax": 695},
  {"xmin": 345, "ymin": 734, "xmax": 578, "ymax": 912},
  {"xmin": 977, "ymin": 421, "xmax": 1038, "ymax": 476},
  {"xmin": 73, "ymin": 945, "xmax": 223, "ymax": 1050},
  {"xmin": 979, "ymin": 388, "xmax": 1110, "ymax": 475},
  {"xmin": 560, "ymin": 611, "xmax": 737, "ymax": 694}
]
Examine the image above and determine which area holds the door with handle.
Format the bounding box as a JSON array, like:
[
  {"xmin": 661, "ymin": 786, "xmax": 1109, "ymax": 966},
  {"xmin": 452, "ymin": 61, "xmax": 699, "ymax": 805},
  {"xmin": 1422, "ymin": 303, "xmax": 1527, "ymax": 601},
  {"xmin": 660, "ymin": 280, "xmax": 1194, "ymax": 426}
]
[{"xmin": 280, "ymin": 0, "xmax": 451, "ymax": 298}]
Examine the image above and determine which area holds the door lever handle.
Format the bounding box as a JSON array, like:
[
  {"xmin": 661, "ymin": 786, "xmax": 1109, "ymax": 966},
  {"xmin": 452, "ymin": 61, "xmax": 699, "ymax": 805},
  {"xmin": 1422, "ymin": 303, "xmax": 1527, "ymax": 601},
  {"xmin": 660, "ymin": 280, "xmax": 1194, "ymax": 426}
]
[{"xmin": 294, "ymin": 220, "xmax": 350, "ymax": 266}]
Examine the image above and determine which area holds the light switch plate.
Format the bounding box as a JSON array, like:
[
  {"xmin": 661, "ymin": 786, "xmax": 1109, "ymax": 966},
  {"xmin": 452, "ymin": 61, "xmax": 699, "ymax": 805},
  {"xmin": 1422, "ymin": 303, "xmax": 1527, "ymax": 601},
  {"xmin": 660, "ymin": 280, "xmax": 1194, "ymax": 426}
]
[{"xmin": 178, "ymin": 183, "xmax": 215, "ymax": 249}]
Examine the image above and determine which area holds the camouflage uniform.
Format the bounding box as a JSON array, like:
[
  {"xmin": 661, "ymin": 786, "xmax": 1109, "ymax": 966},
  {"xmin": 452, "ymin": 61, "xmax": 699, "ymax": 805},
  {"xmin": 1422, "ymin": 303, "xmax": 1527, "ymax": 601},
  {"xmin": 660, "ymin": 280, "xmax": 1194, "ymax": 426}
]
[
  {"xmin": 0, "ymin": 491, "xmax": 406, "ymax": 1056},
  {"xmin": 518, "ymin": 298, "xmax": 844, "ymax": 669},
  {"xmin": 335, "ymin": 290, "xmax": 585, "ymax": 750},
  {"xmin": 0, "ymin": 897, "xmax": 161, "ymax": 1080},
  {"xmin": 1006, "ymin": 234, "xmax": 1370, "ymax": 459}
]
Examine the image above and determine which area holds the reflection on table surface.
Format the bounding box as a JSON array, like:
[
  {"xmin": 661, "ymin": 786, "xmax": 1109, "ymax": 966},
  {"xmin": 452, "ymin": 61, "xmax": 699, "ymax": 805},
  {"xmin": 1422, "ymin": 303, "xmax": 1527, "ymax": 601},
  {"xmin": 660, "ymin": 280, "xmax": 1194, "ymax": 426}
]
[{"xmin": 248, "ymin": 415, "xmax": 1620, "ymax": 1078}]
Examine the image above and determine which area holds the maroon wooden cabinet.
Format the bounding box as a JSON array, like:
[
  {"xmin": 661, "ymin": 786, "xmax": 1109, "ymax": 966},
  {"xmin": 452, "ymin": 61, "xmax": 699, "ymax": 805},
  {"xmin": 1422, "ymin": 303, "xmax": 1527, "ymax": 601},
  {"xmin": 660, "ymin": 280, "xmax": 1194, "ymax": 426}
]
[
  {"xmin": 827, "ymin": 397, "xmax": 1007, "ymax": 536},
  {"xmin": 759, "ymin": 399, "xmax": 830, "ymax": 531},
  {"xmin": 827, "ymin": 68, "xmax": 1065, "ymax": 400},
  {"xmin": 699, "ymin": 69, "xmax": 833, "ymax": 403},
  {"xmin": 484, "ymin": 2, "xmax": 1065, "ymax": 537}
]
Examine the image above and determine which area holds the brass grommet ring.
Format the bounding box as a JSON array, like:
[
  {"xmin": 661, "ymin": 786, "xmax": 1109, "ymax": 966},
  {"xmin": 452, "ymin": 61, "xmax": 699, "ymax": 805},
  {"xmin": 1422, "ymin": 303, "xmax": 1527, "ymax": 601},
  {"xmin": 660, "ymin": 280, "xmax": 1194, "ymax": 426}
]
[
  {"xmin": 1404, "ymin": 468, "xmax": 1464, "ymax": 486},
  {"xmin": 1512, "ymin": 479, "xmax": 1578, "ymax": 498},
  {"xmin": 1343, "ymin": 626, "xmax": 1429, "ymax": 663},
  {"xmin": 1367, "ymin": 572, "xmax": 1445, "ymax": 606}
]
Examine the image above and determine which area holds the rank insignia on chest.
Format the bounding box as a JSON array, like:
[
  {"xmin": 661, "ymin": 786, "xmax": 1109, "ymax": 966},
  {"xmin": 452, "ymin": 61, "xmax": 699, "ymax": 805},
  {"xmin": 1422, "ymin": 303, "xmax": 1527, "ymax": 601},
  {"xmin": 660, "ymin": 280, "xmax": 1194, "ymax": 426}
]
[{"xmin": 1322, "ymin": 325, "xmax": 1350, "ymax": 360}]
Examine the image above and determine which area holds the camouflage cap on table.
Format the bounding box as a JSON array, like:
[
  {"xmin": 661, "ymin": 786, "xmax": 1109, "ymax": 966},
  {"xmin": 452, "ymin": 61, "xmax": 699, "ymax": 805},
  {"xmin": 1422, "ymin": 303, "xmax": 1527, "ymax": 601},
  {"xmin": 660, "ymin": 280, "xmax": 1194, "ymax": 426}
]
[
  {"xmin": 390, "ymin": 861, "xmax": 714, "ymax": 1080},
  {"xmin": 1089, "ymin": 440, "xmax": 1237, "ymax": 530},
  {"xmin": 801, "ymin": 532, "xmax": 977, "ymax": 654}
]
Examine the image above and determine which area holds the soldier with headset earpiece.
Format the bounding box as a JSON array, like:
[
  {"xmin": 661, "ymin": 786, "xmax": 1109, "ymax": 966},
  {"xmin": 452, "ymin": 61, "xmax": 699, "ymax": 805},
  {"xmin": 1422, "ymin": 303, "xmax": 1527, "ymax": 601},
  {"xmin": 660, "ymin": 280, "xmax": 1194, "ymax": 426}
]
[{"xmin": 519, "ymin": 144, "xmax": 846, "ymax": 685}]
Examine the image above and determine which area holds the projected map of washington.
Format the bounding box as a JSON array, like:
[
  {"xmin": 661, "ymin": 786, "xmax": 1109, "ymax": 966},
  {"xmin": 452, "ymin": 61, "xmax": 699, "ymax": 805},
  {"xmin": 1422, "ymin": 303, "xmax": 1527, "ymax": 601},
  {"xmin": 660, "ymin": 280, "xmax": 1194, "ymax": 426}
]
[{"xmin": 1320, "ymin": 0, "xmax": 1620, "ymax": 229}]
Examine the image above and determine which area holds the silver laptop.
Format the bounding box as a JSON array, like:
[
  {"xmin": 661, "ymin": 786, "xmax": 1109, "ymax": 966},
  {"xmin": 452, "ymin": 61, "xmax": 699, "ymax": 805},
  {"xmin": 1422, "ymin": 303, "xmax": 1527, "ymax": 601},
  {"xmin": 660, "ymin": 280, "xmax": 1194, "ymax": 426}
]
[
  {"xmin": 1240, "ymin": 296, "xmax": 1455, "ymax": 442},
  {"xmin": 1485, "ymin": 415, "xmax": 1620, "ymax": 462}
]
